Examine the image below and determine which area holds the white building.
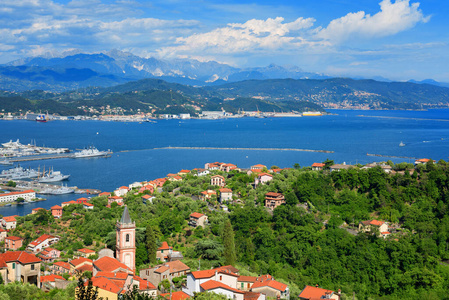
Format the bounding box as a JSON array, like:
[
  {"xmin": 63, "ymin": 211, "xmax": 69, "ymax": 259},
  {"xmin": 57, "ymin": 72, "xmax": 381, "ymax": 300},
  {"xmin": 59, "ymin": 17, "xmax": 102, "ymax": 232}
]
[
  {"xmin": 185, "ymin": 266, "xmax": 239, "ymax": 295},
  {"xmin": 27, "ymin": 234, "xmax": 59, "ymax": 253},
  {"xmin": 0, "ymin": 190, "xmax": 36, "ymax": 203}
]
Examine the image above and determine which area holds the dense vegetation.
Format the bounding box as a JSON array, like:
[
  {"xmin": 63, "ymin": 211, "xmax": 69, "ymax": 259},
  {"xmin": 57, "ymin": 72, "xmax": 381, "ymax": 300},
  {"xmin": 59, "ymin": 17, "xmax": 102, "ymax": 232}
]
[{"xmin": 8, "ymin": 160, "xmax": 449, "ymax": 299}]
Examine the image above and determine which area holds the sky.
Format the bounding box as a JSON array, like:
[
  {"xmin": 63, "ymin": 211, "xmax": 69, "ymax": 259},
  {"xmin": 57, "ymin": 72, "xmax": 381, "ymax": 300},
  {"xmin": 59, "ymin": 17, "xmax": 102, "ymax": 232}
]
[{"xmin": 0, "ymin": 0, "xmax": 448, "ymax": 81}]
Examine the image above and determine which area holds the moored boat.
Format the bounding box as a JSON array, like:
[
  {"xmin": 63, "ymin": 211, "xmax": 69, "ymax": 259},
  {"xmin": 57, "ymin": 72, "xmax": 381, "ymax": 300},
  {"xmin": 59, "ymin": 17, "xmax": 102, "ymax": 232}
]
[{"xmin": 72, "ymin": 147, "xmax": 112, "ymax": 158}]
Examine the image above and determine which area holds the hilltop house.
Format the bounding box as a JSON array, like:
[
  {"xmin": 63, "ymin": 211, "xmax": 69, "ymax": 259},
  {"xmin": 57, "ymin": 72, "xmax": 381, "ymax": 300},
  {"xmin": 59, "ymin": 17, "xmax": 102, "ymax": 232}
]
[
  {"xmin": 219, "ymin": 188, "xmax": 233, "ymax": 203},
  {"xmin": 189, "ymin": 213, "xmax": 208, "ymax": 228},
  {"xmin": 140, "ymin": 260, "xmax": 190, "ymax": 286},
  {"xmin": 0, "ymin": 251, "xmax": 41, "ymax": 287},
  {"xmin": 1, "ymin": 215, "xmax": 19, "ymax": 229},
  {"xmin": 359, "ymin": 220, "xmax": 389, "ymax": 235},
  {"xmin": 299, "ymin": 285, "xmax": 340, "ymax": 300},
  {"xmin": 264, "ymin": 192, "xmax": 285, "ymax": 210},
  {"xmin": 311, "ymin": 163, "xmax": 325, "ymax": 171},
  {"xmin": 211, "ymin": 175, "xmax": 226, "ymax": 187},
  {"xmin": 255, "ymin": 173, "xmax": 273, "ymax": 186},
  {"xmin": 5, "ymin": 236, "xmax": 23, "ymax": 250},
  {"xmin": 27, "ymin": 234, "xmax": 59, "ymax": 253}
]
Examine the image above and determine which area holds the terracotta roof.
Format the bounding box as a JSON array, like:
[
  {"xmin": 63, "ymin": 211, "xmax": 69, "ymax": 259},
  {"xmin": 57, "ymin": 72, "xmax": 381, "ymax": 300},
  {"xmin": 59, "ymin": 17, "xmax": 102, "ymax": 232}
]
[
  {"xmin": 153, "ymin": 261, "xmax": 190, "ymax": 274},
  {"xmin": 258, "ymin": 173, "xmax": 272, "ymax": 177},
  {"xmin": 211, "ymin": 175, "xmax": 225, "ymax": 179},
  {"xmin": 190, "ymin": 212, "xmax": 204, "ymax": 219},
  {"xmin": 32, "ymin": 207, "xmax": 46, "ymax": 211},
  {"xmin": 51, "ymin": 205, "xmax": 62, "ymax": 209},
  {"xmin": 0, "ymin": 190, "xmax": 35, "ymax": 197},
  {"xmin": 96, "ymin": 271, "xmax": 130, "ymax": 280},
  {"xmin": 220, "ymin": 265, "xmax": 239, "ymax": 274},
  {"xmin": 155, "ymin": 265, "xmax": 170, "ymax": 273},
  {"xmin": 78, "ymin": 248, "xmax": 95, "ymax": 254},
  {"xmin": 0, "ymin": 228, "xmax": 6, "ymax": 232},
  {"xmin": 201, "ymin": 280, "xmax": 244, "ymax": 294},
  {"xmin": 179, "ymin": 170, "xmax": 190, "ymax": 173},
  {"xmin": 251, "ymin": 278, "xmax": 287, "ymax": 292},
  {"xmin": 0, "ymin": 251, "xmax": 41, "ymax": 264},
  {"xmin": 41, "ymin": 274, "xmax": 64, "ymax": 282},
  {"xmin": 83, "ymin": 203, "xmax": 94, "ymax": 207},
  {"xmin": 53, "ymin": 261, "xmax": 71, "ymax": 270},
  {"xmin": 133, "ymin": 275, "xmax": 156, "ymax": 290},
  {"xmin": 265, "ymin": 192, "xmax": 283, "ymax": 197},
  {"xmin": 99, "ymin": 192, "xmax": 111, "ymax": 196},
  {"xmin": 76, "ymin": 264, "xmax": 94, "ymax": 273},
  {"xmin": 2, "ymin": 216, "xmax": 18, "ymax": 222},
  {"xmin": 362, "ymin": 220, "xmax": 385, "ymax": 227},
  {"xmin": 89, "ymin": 276, "xmax": 124, "ymax": 294},
  {"xmin": 119, "ymin": 186, "xmax": 129, "ymax": 190},
  {"xmin": 77, "ymin": 197, "xmax": 88, "ymax": 201},
  {"xmin": 62, "ymin": 200, "xmax": 77, "ymax": 205},
  {"xmin": 219, "ymin": 188, "xmax": 232, "ymax": 193},
  {"xmin": 312, "ymin": 163, "xmax": 325, "ymax": 167},
  {"xmin": 5, "ymin": 236, "xmax": 23, "ymax": 241},
  {"xmin": 252, "ymin": 164, "xmax": 266, "ymax": 168},
  {"xmin": 70, "ymin": 257, "xmax": 92, "ymax": 267},
  {"xmin": 29, "ymin": 234, "xmax": 57, "ymax": 247},
  {"xmin": 161, "ymin": 291, "xmax": 191, "ymax": 300},
  {"xmin": 158, "ymin": 241, "xmax": 171, "ymax": 251},
  {"xmin": 94, "ymin": 256, "xmax": 133, "ymax": 273},
  {"xmin": 191, "ymin": 266, "xmax": 239, "ymax": 279},
  {"xmin": 244, "ymin": 292, "xmax": 262, "ymax": 300},
  {"xmin": 381, "ymin": 231, "xmax": 391, "ymax": 235},
  {"xmin": 238, "ymin": 276, "xmax": 257, "ymax": 282},
  {"xmin": 299, "ymin": 285, "xmax": 334, "ymax": 299}
]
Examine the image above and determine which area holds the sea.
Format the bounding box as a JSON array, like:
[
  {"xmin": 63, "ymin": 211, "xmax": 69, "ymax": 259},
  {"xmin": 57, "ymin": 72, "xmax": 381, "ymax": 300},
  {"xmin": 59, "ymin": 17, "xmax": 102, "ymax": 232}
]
[{"xmin": 1, "ymin": 109, "xmax": 449, "ymax": 216}]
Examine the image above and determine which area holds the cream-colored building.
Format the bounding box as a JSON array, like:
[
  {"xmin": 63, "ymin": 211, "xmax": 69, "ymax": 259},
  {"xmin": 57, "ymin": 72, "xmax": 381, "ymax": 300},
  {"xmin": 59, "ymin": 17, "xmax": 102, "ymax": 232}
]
[{"xmin": 0, "ymin": 251, "xmax": 41, "ymax": 287}]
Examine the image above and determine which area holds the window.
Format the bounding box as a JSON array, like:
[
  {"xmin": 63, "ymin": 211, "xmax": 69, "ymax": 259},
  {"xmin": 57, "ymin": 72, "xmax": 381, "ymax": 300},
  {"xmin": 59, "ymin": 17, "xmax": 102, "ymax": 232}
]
[
  {"xmin": 12, "ymin": 262, "xmax": 15, "ymax": 269},
  {"xmin": 126, "ymin": 234, "xmax": 130, "ymax": 242},
  {"xmin": 220, "ymin": 275, "xmax": 222, "ymax": 281},
  {"xmin": 31, "ymin": 264, "xmax": 35, "ymax": 270}
]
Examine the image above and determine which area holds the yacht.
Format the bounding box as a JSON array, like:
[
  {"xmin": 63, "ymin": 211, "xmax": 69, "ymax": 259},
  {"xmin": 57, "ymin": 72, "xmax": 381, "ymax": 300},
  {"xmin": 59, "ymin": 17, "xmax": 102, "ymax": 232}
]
[
  {"xmin": 72, "ymin": 147, "xmax": 112, "ymax": 158},
  {"xmin": 399, "ymin": 141, "xmax": 405, "ymax": 147},
  {"xmin": 0, "ymin": 159, "xmax": 13, "ymax": 166},
  {"xmin": 38, "ymin": 168, "xmax": 70, "ymax": 183}
]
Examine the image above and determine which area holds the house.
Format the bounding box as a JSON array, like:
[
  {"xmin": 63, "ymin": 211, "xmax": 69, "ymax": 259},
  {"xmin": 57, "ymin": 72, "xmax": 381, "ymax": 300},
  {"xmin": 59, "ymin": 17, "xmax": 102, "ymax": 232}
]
[
  {"xmin": 76, "ymin": 248, "xmax": 96, "ymax": 258},
  {"xmin": 5, "ymin": 236, "xmax": 23, "ymax": 250},
  {"xmin": 0, "ymin": 251, "xmax": 41, "ymax": 287},
  {"xmin": 129, "ymin": 182, "xmax": 143, "ymax": 189},
  {"xmin": 264, "ymin": 192, "xmax": 285, "ymax": 210},
  {"xmin": 27, "ymin": 234, "xmax": 59, "ymax": 253},
  {"xmin": 205, "ymin": 162, "xmax": 223, "ymax": 170},
  {"xmin": 76, "ymin": 197, "xmax": 89, "ymax": 204},
  {"xmin": 38, "ymin": 248, "xmax": 60, "ymax": 263},
  {"xmin": 61, "ymin": 200, "xmax": 78, "ymax": 207},
  {"xmin": 92, "ymin": 256, "xmax": 133, "ymax": 276},
  {"xmin": 330, "ymin": 163, "xmax": 354, "ymax": 172},
  {"xmin": 194, "ymin": 168, "xmax": 210, "ymax": 177},
  {"xmin": 243, "ymin": 292, "xmax": 266, "ymax": 300},
  {"xmin": 142, "ymin": 194, "xmax": 156, "ymax": 204},
  {"xmin": 380, "ymin": 231, "xmax": 391, "ymax": 239},
  {"xmin": 255, "ymin": 173, "xmax": 273, "ymax": 186},
  {"xmin": 83, "ymin": 203, "xmax": 94, "ymax": 210},
  {"xmin": 221, "ymin": 164, "xmax": 238, "ymax": 173},
  {"xmin": 189, "ymin": 213, "xmax": 208, "ymax": 228},
  {"xmin": 99, "ymin": 192, "xmax": 111, "ymax": 197},
  {"xmin": 0, "ymin": 228, "xmax": 7, "ymax": 242},
  {"xmin": 139, "ymin": 184, "xmax": 154, "ymax": 194},
  {"xmin": 415, "ymin": 158, "xmax": 433, "ymax": 165},
  {"xmin": 311, "ymin": 163, "xmax": 325, "ymax": 171},
  {"xmin": 178, "ymin": 170, "xmax": 190, "ymax": 176},
  {"xmin": 185, "ymin": 266, "xmax": 240, "ymax": 296},
  {"xmin": 1, "ymin": 215, "xmax": 19, "ymax": 229},
  {"xmin": 219, "ymin": 188, "xmax": 233, "ymax": 203},
  {"xmin": 0, "ymin": 189, "xmax": 36, "ymax": 203},
  {"xmin": 161, "ymin": 291, "xmax": 191, "ymax": 300},
  {"xmin": 70, "ymin": 257, "xmax": 93, "ymax": 274},
  {"xmin": 156, "ymin": 241, "xmax": 172, "ymax": 262},
  {"xmin": 114, "ymin": 186, "xmax": 129, "ymax": 197},
  {"xmin": 108, "ymin": 196, "xmax": 124, "ymax": 206},
  {"xmin": 140, "ymin": 260, "xmax": 190, "ymax": 286},
  {"xmin": 52, "ymin": 261, "xmax": 71, "ymax": 275},
  {"xmin": 358, "ymin": 220, "xmax": 389, "ymax": 234},
  {"xmin": 238, "ymin": 276, "xmax": 257, "ymax": 291},
  {"xmin": 200, "ymin": 190, "xmax": 216, "ymax": 201},
  {"xmin": 40, "ymin": 274, "xmax": 67, "ymax": 291},
  {"xmin": 298, "ymin": 285, "xmax": 340, "ymax": 300},
  {"xmin": 200, "ymin": 280, "xmax": 245, "ymax": 300},
  {"xmin": 51, "ymin": 205, "xmax": 63, "ymax": 218},
  {"xmin": 251, "ymin": 164, "xmax": 266, "ymax": 170},
  {"xmin": 211, "ymin": 175, "xmax": 226, "ymax": 187},
  {"xmin": 250, "ymin": 275, "xmax": 289, "ymax": 299},
  {"xmin": 169, "ymin": 175, "xmax": 183, "ymax": 182},
  {"xmin": 31, "ymin": 207, "xmax": 46, "ymax": 214}
]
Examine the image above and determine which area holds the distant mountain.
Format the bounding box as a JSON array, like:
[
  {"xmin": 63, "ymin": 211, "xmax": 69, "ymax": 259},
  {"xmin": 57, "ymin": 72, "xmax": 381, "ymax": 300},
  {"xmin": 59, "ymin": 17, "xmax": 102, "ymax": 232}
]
[
  {"xmin": 408, "ymin": 79, "xmax": 449, "ymax": 88},
  {"xmin": 1, "ymin": 50, "xmax": 329, "ymax": 91}
]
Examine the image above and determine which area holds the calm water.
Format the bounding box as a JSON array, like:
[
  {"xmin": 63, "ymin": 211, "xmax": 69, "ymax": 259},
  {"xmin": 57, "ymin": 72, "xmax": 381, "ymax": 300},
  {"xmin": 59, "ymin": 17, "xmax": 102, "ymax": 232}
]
[{"xmin": 1, "ymin": 109, "xmax": 449, "ymax": 216}]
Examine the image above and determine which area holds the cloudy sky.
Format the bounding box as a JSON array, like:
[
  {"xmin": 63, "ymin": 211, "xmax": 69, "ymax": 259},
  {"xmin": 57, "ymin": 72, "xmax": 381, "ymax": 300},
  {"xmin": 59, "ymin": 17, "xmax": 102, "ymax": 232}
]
[{"xmin": 1, "ymin": 0, "xmax": 448, "ymax": 81}]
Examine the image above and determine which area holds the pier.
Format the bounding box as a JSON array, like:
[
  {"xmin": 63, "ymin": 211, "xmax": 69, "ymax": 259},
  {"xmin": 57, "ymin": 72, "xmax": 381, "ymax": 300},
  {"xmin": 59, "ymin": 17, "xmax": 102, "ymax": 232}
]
[
  {"xmin": 156, "ymin": 146, "xmax": 334, "ymax": 153},
  {"xmin": 367, "ymin": 153, "xmax": 417, "ymax": 160},
  {"xmin": 0, "ymin": 179, "xmax": 101, "ymax": 195},
  {"xmin": 8, "ymin": 154, "xmax": 74, "ymax": 162}
]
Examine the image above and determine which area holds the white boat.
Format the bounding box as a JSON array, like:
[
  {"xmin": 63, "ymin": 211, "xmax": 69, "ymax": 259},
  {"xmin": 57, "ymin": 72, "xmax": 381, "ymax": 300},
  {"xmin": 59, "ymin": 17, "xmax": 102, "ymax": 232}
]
[
  {"xmin": 0, "ymin": 159, "xmax": 13, "ymax": 166},
  {"xmin": 72, "ymin": 147, "xmax": 112, "ymax": 158},
  {"xmin": 399, "ymin": 141, "xmax": 405, "ymax": 147},
  {"xmin": 0, "ymin": 165, "xmax": 25, "ymax": 178},
  {"xmin": 51, "ymin": 185, "xmax": 75, "ymax": 195},
  {"xmin": 6, "ymin": 168, "xmax": 40, "ymax": 180},
  {"xmin": 38, "ymin": 169, "xmax": 70, "ymax": 183}
]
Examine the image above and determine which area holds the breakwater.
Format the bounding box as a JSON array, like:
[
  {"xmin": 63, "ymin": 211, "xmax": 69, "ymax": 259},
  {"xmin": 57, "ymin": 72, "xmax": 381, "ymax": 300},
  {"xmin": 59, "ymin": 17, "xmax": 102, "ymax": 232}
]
[
  {"xmin": 367, "ymin": 153, "xmax": 417, "ymax": 160},
  {"xmin": 156, "ymin": 146, "xmax": 334, "ymax": 153},
  {"xmin": 358, "ymin": 115, "xmax": 449, "ymax": 122}
]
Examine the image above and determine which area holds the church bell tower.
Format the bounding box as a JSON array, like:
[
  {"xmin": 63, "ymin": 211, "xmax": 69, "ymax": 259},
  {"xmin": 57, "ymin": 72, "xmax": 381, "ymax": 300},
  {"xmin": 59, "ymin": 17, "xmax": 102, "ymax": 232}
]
[{"xmin": 116, "ymin": 205, "xmax": 136, "ymax": 273}]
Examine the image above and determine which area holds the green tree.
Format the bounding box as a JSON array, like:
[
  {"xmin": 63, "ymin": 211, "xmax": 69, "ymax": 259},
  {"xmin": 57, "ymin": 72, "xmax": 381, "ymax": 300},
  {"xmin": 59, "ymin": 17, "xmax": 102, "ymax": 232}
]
[
  {"xmin": 6, "ymin": 181, "xmax": 16, "ymax": 187},
  {"xmin": 223, "ymin": 219, "xmax": 236, "ymax": 266},
  {"xmin": 76, "ymin": 276, "xmax": 99, "ymax": 300},
  {"xmin": 146, "ymin": 225, "xmax": 158, "ymax": 264}
]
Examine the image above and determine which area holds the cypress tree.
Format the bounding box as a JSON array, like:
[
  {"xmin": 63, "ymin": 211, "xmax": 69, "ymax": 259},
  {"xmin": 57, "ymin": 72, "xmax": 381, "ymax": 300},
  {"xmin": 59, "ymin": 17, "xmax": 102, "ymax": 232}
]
[
  {"xmin": 146, "ymin": 225, "xmax": 157, "ymax": 264},
  {"xmin": 223, "ymin": 219, "xmax": 236, "ymax": 266}
]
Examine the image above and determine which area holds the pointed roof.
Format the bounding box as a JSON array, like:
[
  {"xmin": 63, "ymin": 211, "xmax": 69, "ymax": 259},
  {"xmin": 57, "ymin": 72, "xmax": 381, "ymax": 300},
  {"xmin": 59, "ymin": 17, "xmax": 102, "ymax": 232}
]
[{"xmin": 120, "ymin": 206, "xmax": 132, "ymax": 224}]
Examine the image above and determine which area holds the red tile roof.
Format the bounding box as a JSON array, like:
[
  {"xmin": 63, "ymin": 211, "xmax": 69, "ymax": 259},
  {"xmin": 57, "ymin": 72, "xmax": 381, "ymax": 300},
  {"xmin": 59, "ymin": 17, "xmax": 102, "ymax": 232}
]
[
  {"xmin": 158, "ymin": 241, "xmax": 172, "ymax": 251},
  {"xmin": 70, "ymin": 257, "xmax": 92, "ymax": 267},
  {"xmin": 190, "ymin": 212, "xmax": 204, "ymax": 219},
  {"xmin": 62, "ymin": 200, "xmax": 77, "ymax": 205},
  {"xmin": 5, "ymin": 236, "xmax": 23, "ymax": 241},
  {"xmin": 29, "ymin": 234, "xmax": 57, "ymax": 247},
  {"xmin": 312, "ymin": 163, "xmax": 325, "ymax": 167},
  {"xmin": 76, "ymin": 264, "xmax": 94, "ymax": 273},
  {"xmin": 0, "ymin": 251, "xmax": 41, "ymax": 264},
  {"xmin": 299, "ymin": 285, "xmax": 334, "ymax": 299},
  {"xmin": 53, "ymin": 261, "xmax": 71, "ymax": 269},
  {"xmin": 83, "ymin": 203, "xmax": 94, "ymax": 207},
  {"xmin": 51, "ymin": 205, "xmax": 62, "ymax": 209},
  {"xmin": 153, "ymin": 261, "xmax": 190, "ymax": 274},
  {"xmin": 32, "ymin": 207, "xmax": 46, "ymax": 211},
  {"xmin": 238, "ymin": 276, "xmax": 257, "ymax": 282},
  {"xmin": 201, "ymin": 280, "xmax": 244, "ymax": 294},
  {"xmin": 191, "ymin": 266, "xmax": 239, "ymax": 279},
  {"xmin": 93, "ymin": 256, "xmax": 133, "ymax": 273},
  {"xmin": 251, "ymin": 278, "xmax": 287, "ymax": 292},
  {"xmin": 96, "ymin": 271, "xmax": 130, "ymax": 280},
  {"xmin": 78, "ymin": 248, "xmax": 95, "ymax": 254},
  {"xmin": 89, "ymin": 276, "xmax": 124, "ymax": 294},
  {"xmin": 155, "ymin": 265, "xmax": 170, "ymax": 273},
  {"xmin": 219, "ymin": 188, "xmax": 232, "ymax": 193},
  {"xmin": 244, "ymin": 292, "xmax": 262, "ymax": 300},
  {"xmin": 161, "ymin": 291, "xmax": 191, "ymax": 300},
  {"xmin": 252, "ymin": 164, "xmax": 266, "ymax": 168},
  {"xmin": 2, "ymin": 216, "xmax": 18, "ymax": 222},
  {"xmin": 133, "ymin": 275, "xmax": 156, "ymax": 290},
  {"xmin": 99, "ymin": 192, "xmax": 111, "ymax": 196},
  {"xmin": 41, "ymin": 274, "xmax": 64, "ymax": 282}
]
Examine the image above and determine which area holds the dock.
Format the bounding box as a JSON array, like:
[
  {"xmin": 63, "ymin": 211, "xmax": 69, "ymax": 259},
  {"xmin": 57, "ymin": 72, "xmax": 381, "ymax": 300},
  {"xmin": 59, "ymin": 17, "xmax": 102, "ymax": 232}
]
[
  {"xmin": 8, "ymin": 154, "xmax": 74, "ymax": 162},
  {"xmin": 156, "ymin": 146, "xmax": 334, "ymax": 153},
  {"xmin": 0, "ymin": 179, "xmax": 101, "ymax": 195}
]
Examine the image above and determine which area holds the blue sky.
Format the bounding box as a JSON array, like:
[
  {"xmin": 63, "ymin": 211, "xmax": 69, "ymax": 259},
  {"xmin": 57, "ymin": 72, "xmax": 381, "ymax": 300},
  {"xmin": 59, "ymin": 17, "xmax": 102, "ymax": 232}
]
[{"xmin": 1, "ymin": 0, "xmax": 448, "ymax": 81}]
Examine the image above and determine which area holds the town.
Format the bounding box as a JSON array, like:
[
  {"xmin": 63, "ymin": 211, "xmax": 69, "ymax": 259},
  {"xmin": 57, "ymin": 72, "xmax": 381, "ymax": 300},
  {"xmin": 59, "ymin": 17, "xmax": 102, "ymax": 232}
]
[{"xmin": 0, "ymin": 156, "xmax": 443, "ymax": 299}]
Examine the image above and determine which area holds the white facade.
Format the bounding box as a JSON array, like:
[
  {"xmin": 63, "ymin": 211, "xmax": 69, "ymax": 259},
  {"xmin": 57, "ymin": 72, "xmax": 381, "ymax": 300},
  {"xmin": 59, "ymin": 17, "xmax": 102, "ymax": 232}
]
[
  {"xmin": 129, "ymin": 182, "xmax": 143, "ymax": 189},
  {"xmin": 0, "ymin": 190, "xmax": 36, "ymax": 203},
  {"xmin": 185, "ymin": 270, "xmax": 238, "ymax": 295}
]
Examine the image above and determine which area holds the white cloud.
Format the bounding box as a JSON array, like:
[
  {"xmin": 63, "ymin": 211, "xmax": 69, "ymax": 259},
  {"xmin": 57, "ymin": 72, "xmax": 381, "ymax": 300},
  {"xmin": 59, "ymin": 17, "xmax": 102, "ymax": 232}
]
[{"xmin": 317, "ymin": 0, "xmax": 430, "ymax": 43}]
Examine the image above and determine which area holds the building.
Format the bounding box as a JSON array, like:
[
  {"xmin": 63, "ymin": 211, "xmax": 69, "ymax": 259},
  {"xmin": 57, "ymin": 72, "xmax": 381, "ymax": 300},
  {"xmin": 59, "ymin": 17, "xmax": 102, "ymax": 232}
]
[
  {"xmin": 185, "ymin": 266, "xmax": 240, "ymax": 296},
  {"xmin": 41, "ymin": 274, "xmax": 67, "ymax": 291},
  {"xmin": 211, "ymin": 175, "xmax": 226, "ymax": 187},
  {"xmin": 194, "ymin": 168, "xmax": 210, "ymax": 177},
  {"xmin": 311, "ymin": 163, "xmax": 325, "ymax": 171},
  {"xmin": 359, "ymin": 220, "xmax": 389, "ymax": 234},
  {"xmin": 108, "ymin": 196, "xmax": 124, "ymax": 206},
  {"xmin": 329, "ymin": 163, "xmax": 354, "ymax": 172},
  {"xmin": 5, "ymin": 236, "xmax": 23, "ymax": 250},
  {"xmin": 156, "ymin": 241, "xmax": 172, "ymax": 262},
  {"xmin": 1, "ymin": 215, "xmax": 19, "ymax": 229},
  {"xmin": 27, "ymin": 234, "xmax": 59, "ymax": 253},
  {"xmin": 200, "ymin": 190, "xmax": 216, "ymax": 201},
  {"xmin": 189, "ymin": 213, "xmax": 208, "ymax": 228},
  {"xmin": 51, "ymin": 205, "xmax": 63, "ymax": 218},
  {"xmin": 0, "ymin": 251, "xmax": 41, "ymax": 287},
  {"xmin": 77, "ymin": 248, "xmax": 96, "ymax": 258},
  {"xmin": 238, "ymin": 276, "xmax": 257, "ymax": 291},
  {"xmin": 0, "ymin": 190, "xmax": 36, "ymax": 203},
  {"xmin": 76, "ymin": 197, "xmax": 89, "ymax": 204},
  {"xmin": 255, "ymin": 173, "xmax": 273, "ymax": 186},
  {"xmin": 83, "ymin": 203, "xmax": 94, "ymax": 210},
  {"xmin": 142, "ymin": 195, "xmax": 155, "ymax": 204},
  {"xmin": 161, "ymin": 291, "xmax": 191, "ymax": 300},
  {"xmin": 70, "ymin": 257, "xmax": 93, "ymax": 274},
  {"xmin": 250, "ymin": 275, "xmax": 289, "ymax": 299},
  {"xmin": 116, "ymin": 206, "xmax": 136, "ymax": 272},
  {"xmin": 251, "ymin": 164, "xmax": 267, "ymax": 170},
  {"xmin": 31, "ymin": 207, "xmax": 46, "ymax": 214},
  {"xmin": 38, "ymin": 248, "xmax": 60, "ymax": 263},
  {"xmin": 200, "ymin": 280, "xmax": 244, "ymax": 300},
  {"xmin": 93, "ymin": 256, "xmax": 134, "ymax": 276},
  {"xmin": 114, "ymin": 186, "xmax": 129, "ymax": 197},
  {"xmin": 0, "ymin": 228, "xmax": 7, "ymax": 242},
  {"xmin": 264, "ymin": 192, "xmax": 285, "ymax": 210},
  {"xmin": 140, "ymin": 260, "xmax": 190, "ymax": 286},
  {"xmin": 52, "ymin": 261, "xmax": 71, "ymax": 275},
  {"xmin": 61, "ymin": 200, "xmax": 78, "ymax": 207},
  {"xmin": 219, "ymin": 188, "xmax": 233, "ymax": 203},
  {"xmin": 298, "ymin": 285, "xmax": 340, "ymax": 300},
  {"xmin": 178, "ymin": 170, "xmax": 190, "ymax": 176}
]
